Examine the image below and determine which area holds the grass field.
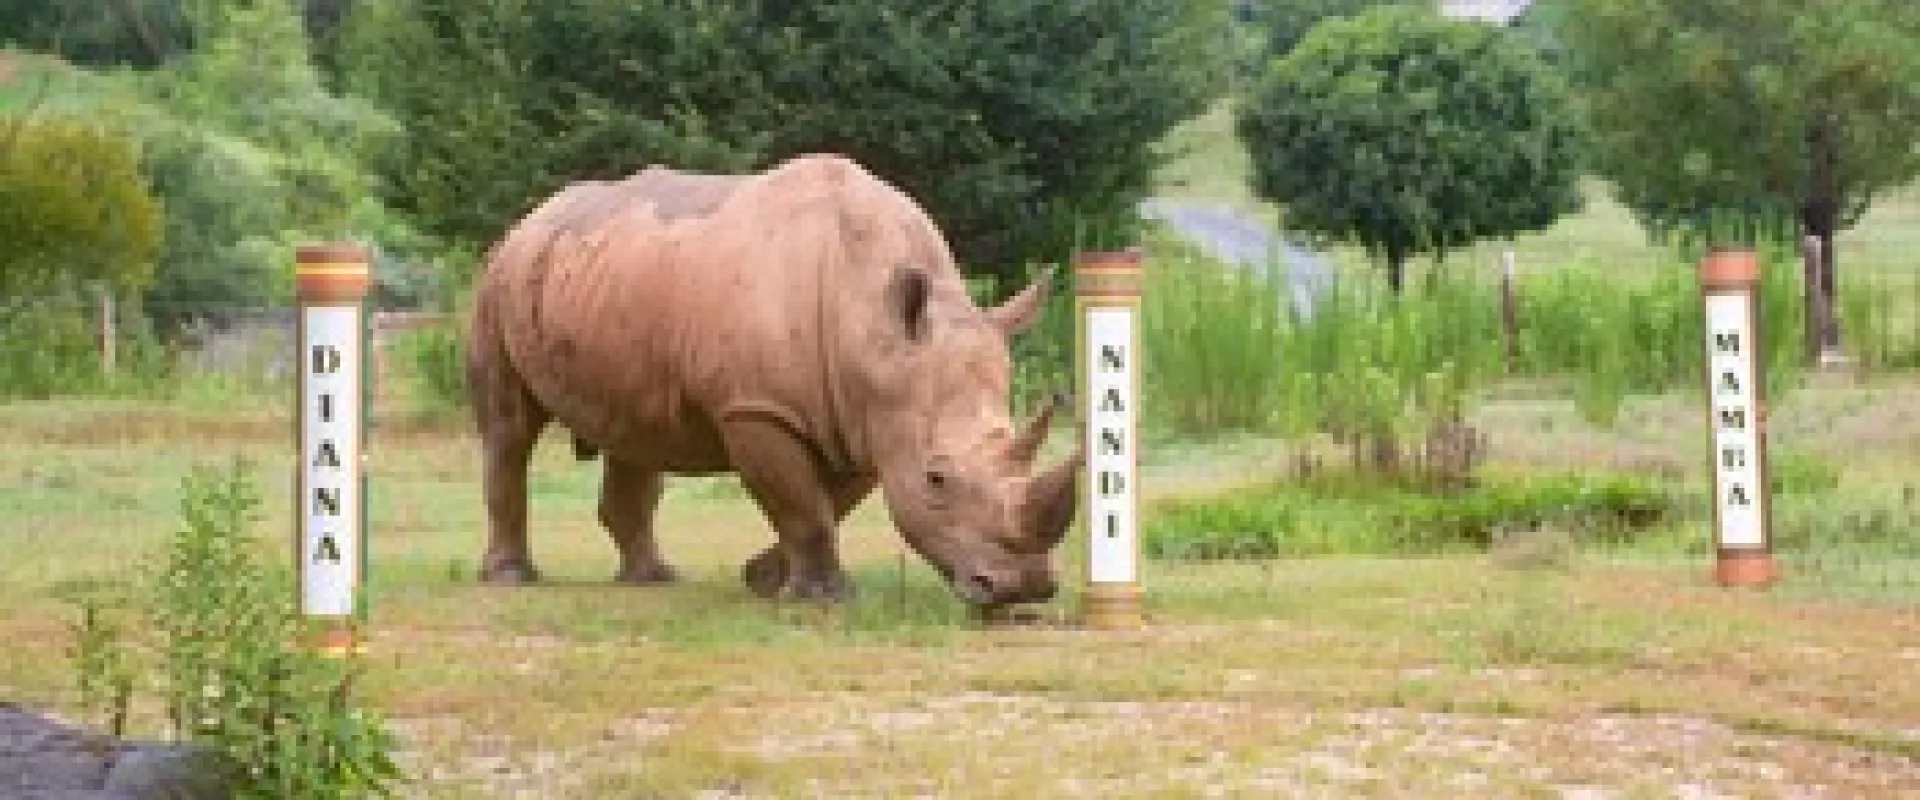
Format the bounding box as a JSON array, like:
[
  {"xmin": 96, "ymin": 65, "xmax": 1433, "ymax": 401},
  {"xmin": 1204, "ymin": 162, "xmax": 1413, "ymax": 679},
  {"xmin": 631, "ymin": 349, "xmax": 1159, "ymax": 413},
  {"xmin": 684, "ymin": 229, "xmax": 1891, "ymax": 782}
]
[{"xmin": 3, "ymin": 376, "xmax": 1917, "ymax": 796}]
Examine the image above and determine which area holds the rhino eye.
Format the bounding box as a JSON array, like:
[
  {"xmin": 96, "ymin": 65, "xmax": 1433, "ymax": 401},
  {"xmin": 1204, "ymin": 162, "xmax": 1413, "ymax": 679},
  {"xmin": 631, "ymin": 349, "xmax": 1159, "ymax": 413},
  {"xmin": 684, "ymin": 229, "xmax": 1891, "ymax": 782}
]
[{"xmin": 926, "ymin": 470, "xmax": 948, "ymax": 490}]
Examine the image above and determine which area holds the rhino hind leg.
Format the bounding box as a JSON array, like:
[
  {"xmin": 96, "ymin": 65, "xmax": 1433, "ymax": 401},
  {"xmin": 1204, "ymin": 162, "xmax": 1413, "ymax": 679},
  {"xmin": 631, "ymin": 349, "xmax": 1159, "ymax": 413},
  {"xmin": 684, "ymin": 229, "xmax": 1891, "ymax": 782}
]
[
  {"xmin": 597, "ymin": 458, "xmax": 679, "ymax": 584},
  {"xmin": 719, "ymin": 414, "xmax": 858, "ymax": 603},
  {"xmin": 470, "ymin": 315, "xmax": 550, "ymax": 584},
  {"xmin": 742, "ymin": 472, "xmax": 875, "ymax": 599}
]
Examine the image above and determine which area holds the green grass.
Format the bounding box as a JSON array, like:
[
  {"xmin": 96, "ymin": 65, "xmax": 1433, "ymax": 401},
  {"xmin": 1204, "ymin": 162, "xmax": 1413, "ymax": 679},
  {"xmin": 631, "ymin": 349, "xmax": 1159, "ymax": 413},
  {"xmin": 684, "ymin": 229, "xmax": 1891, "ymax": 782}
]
[{"xmin": 4, "ymin": 391, "xmax": 1919, "ymax": 796}]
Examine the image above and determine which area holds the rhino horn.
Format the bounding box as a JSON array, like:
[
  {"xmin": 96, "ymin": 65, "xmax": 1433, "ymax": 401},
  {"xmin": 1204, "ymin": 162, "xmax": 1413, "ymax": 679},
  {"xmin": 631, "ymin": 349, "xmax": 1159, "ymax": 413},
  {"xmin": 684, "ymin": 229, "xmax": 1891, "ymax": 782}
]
[
  {"xmin": 1023, "ymin": 443, "xmax": 1084, "ymax": 550},
  {"xmin": 1007, "ymin": 390, "xmax": 1068, "ymax": 466},
  {"xmin": 985, "ymin": 266, "xmax": 1056, "ymax": 336}
]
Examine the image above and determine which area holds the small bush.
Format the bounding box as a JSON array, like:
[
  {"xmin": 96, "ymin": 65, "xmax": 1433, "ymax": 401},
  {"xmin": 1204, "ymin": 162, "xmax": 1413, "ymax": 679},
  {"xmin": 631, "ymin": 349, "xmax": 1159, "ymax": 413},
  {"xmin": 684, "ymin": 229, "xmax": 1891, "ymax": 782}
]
[
  {"xmin": 1143, "ymin": 471, "xmax": 1678, "ymax": 560},
  {"xmin": 65, "ymin": 458, "xmax": 404, "ymax": 798},
  {"xmin": 392, "ymin": 321, "xmax": 468, "ymax": 416}
]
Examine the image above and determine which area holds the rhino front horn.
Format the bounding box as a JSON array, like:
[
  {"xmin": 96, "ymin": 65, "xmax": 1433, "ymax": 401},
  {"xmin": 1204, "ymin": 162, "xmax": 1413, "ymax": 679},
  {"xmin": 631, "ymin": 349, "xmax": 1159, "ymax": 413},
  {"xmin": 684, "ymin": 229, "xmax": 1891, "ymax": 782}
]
[{"xmin": 1024, "ymin": 446, "xmax": 1084, "ymax": 549}]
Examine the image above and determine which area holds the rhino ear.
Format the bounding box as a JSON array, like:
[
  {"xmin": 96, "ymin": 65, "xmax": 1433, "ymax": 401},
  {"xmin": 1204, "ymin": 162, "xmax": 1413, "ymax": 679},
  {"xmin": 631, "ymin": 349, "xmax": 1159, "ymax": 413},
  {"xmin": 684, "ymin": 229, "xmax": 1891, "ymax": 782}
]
[
  {"xmin": 889, "ymin": 265, "xmax": 932, "ymax": 342},
  {"xmin": 986, "ymin": 266, "xmax": 1056, "ymax": 337}
]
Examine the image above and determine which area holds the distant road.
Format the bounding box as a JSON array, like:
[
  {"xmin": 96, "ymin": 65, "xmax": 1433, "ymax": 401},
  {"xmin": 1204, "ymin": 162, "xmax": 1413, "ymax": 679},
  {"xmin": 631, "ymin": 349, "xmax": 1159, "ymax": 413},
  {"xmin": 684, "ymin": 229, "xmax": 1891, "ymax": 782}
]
[{"xmin": 1137, "ymin": 198, "xmax": 1333, "ymax": 318}]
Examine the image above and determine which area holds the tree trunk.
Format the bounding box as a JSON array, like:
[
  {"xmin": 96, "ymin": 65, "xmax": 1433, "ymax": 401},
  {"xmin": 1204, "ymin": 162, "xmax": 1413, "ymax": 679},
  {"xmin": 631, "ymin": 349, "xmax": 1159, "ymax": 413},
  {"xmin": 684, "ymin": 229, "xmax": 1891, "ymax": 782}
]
[
  {"xmin": 1819, "ymin": 228, "xmax": 1840, "ymax": 354},
  {"xmin": 1801, "ymin": 235, "xmax": 1824, "ymax": 363},
  {"xmin": 1385, "ymin": 246, "xmax": 1407, "ymax": 295},
  {"xmin": 1802, "ymin": 113, "xmax": 1844, "ymax": 361},
  {"xmin": 1499, "ymin": 250, "xmax": 1518, "ymax": 372}
]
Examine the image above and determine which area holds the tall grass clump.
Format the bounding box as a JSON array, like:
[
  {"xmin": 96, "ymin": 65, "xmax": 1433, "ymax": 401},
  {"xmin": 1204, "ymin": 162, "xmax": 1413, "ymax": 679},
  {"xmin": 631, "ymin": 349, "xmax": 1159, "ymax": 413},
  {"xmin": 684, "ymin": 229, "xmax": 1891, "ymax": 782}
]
[
  {"xmin": 1840, "ymin": 268, "xmax": 1920, "ymax": 370},
  {"xmin": 1271, "ymin": 263, "xmax": 1506, "ymax": 481},
  {"xmin": 0, "ymin": 292, "xmax": 174, "ymax": 399},
  {"xmin": 1508, "ymin": 240, "xmax": 1807, "ymax": 424},
  {"xmin": 64, "ymin": 458, "xmax": 404, "ymax": 798},
  {"xmin": 1142, "ymin": 233, "xmax": 1295, "ymax": 437}
]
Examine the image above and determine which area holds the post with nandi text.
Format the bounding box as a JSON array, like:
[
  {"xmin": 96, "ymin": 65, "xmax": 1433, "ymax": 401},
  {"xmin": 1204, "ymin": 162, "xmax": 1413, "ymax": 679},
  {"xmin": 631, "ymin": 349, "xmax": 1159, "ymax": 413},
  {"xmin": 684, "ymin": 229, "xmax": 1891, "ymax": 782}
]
[
  {"xmin": 295, "ymin": 242, "xmax": 372, "ymax": 656},
  {"xmin": 1075, "ymin": 249, "xmax": 1145, "ymax": 630},
  {"xmin": 1698, "ymin": 247, "xmax": 1778, "ymax": 588}
]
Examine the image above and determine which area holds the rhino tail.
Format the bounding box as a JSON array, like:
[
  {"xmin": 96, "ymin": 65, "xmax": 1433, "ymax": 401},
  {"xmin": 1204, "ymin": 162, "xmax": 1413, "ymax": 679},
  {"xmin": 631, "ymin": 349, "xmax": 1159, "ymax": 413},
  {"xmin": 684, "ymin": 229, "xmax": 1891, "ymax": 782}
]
[{"xmin": 572, "ymin": 435, "xmax": 600, "ymax": 462}]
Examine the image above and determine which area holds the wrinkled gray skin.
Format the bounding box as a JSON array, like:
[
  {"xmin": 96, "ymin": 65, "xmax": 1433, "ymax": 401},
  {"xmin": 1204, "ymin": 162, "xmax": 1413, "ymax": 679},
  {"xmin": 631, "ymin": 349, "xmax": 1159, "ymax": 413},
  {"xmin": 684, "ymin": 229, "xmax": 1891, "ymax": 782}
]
[{"xmin": 466, "ymin": 154, "xmax": 1082, "ymax": 607}]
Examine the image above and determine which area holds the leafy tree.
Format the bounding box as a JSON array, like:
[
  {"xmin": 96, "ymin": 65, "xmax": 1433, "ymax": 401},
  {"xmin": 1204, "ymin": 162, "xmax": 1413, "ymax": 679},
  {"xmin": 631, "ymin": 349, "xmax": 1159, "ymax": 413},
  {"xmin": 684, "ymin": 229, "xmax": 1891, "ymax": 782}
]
[
  {"xmin": 0, "ymin": 0, "xmax": 356, "ymax": 73},
  {"xmin": 1236, "ymin": 5, "xmax": 1585, "ymax": 292},
  {"xmin": 340, "ymin": 0, "xmax": 780, "ymax": 270},
  {"xmin": 0, "ymin": 115, "xmax": 162, "ymax": 297},
  {"xmin": 0, "ymin": 0, "xmax": 192, "ymax": 68},
  {"xmin": 758, "ymin": 1, "xmax": 1224, "ymax": 286},
  {"xmin": 1243, "ymin": 0, "xmax": 1414, "ymax": 61},
  {"xmin": 1550, "ymin": 0, "xmax": 1920, "ymax": 356},
  {"xmin": 342, "ymin": 0, "xmax": 1223, "ymax": 289}
]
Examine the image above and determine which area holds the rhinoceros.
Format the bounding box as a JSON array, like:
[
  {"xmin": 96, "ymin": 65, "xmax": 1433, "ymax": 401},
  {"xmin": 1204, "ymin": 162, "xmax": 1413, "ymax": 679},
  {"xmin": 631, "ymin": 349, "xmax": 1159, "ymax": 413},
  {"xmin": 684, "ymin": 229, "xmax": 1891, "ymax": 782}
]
[{"xmin": 465, "ymin": 153, "xmax": 1083, "ymax": 607}]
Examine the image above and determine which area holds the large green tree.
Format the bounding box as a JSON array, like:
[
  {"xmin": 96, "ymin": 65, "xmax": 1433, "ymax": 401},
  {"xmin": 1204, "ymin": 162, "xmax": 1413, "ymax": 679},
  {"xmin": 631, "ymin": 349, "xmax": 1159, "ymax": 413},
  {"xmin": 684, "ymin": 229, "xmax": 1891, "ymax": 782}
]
[
  {"xmin": 1236, "ymin": 5, "xmax": 1585, "ymax": 292},
  {"xmin": 342, "ymin": 0, "xmax": 1223, "ymax": 288},
  {"xmin": 1550, "ymin": 0, "xmax": 1920, "ymax": 356}
]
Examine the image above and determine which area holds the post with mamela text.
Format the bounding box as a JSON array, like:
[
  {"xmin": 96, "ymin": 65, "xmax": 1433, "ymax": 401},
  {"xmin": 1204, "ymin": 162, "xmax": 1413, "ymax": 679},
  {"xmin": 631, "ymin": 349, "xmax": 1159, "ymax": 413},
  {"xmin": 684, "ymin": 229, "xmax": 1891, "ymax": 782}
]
[
  {"xmin": 295, "ymin": 242, "xmax": 373, "ymax": 656},
  {"xmin": 1075, "ymin": 249, "xmax": 1145, "ymax": 629},
  {"xmin": 1698, "ymin": 247, "xmax": 1778, "ymax": 588}
]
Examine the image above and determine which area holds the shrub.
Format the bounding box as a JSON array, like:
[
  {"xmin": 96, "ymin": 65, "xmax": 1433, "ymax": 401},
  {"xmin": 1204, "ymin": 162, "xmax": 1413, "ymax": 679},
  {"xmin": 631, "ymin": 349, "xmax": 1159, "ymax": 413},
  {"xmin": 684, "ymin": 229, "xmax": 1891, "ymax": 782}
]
[
  {"xmin": 0, "ymin": 113, "xmax": 163, "ymax": 297},
  {"xmin": 1143, "ymin": 470, "xmax": 1678, "ymax": 560},
  {"xmin": 393, "ymin": 319, "xmax": 468, "ymax": 418},
  {"xmin": 65, "ymin": 458, "xmax": 403, "ymax": 798}
]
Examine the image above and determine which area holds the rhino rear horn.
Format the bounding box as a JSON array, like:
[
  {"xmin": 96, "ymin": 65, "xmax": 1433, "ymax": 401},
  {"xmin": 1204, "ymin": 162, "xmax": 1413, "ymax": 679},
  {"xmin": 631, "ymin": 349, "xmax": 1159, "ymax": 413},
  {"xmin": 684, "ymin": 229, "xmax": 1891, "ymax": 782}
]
[
  {"xmin": 1023, "ymin": 445, "xmax": 1084, "ymax": 550},
  {"xmin": 1007, "ymin": 390, "xmax": 1067, "ymax": 466},
  {"xmin": 986, "ymin": 266, "xmax": 1056, "ymax": 336}
]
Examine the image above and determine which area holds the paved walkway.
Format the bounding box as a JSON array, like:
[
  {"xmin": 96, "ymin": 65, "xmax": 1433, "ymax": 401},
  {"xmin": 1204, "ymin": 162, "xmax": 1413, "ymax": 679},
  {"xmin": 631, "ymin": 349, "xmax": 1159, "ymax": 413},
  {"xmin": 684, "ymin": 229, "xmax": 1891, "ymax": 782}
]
[{"xmin": 1138, "ymin": 198, "xmax": 1334, "ymax": 318}]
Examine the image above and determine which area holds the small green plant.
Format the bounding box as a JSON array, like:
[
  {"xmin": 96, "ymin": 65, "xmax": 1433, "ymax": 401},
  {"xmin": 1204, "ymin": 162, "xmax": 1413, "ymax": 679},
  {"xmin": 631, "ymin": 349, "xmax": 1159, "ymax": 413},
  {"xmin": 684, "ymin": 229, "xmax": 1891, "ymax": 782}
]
[
  {"xmin": 1769, "ymin": 449, "xmax": 1842, "ymax": 496},
  {"xmin": 64, "ymin": 458, "xmax": 404, "ymax": 798},
  {"xmin": 394, "ymin": 320, "xmax": 468, "ymax": 416}
]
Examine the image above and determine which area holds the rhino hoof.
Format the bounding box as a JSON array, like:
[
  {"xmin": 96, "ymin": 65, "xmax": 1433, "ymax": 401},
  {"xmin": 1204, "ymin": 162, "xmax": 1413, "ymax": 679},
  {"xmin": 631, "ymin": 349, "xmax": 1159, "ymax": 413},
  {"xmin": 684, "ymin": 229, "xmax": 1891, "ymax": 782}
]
[
  {"xmin": 781, "ymin": 574, "xmax": 855, "ymax": 604},
  {"xmin": 742, "ymin": 548, "xmax": 786, "ymax": 599},
  {"xmin": 615, "ymin": 563, "xmax": 680, "ymax": 585},
  {"xmin": 478, "ymin": 561, "xmax": 541, "ymax": 584}
]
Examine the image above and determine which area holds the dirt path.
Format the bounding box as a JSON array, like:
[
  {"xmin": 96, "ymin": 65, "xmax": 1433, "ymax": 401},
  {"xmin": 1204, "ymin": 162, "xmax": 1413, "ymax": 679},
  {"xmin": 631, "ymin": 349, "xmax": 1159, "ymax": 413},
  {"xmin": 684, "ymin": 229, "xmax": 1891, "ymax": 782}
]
[{"xmin": 1139, "ymin": 197, "xmax": 1334, "ymax": 317}]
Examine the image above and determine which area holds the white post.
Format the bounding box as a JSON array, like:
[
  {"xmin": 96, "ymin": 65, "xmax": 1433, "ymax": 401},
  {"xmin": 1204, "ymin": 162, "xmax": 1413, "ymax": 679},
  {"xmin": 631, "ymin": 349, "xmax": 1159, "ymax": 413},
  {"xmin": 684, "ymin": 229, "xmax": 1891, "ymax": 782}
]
[
  {"xmin": 1699, "ymin": 247, "xmax": 1777, "ymax": 587},
  {"xmin": 296, "ymin": 242, "xmax": 372, "ymax": 656},
  {"xmin": 1075, "ymin": 249, "xmax": 1144, "ymax": 630}
]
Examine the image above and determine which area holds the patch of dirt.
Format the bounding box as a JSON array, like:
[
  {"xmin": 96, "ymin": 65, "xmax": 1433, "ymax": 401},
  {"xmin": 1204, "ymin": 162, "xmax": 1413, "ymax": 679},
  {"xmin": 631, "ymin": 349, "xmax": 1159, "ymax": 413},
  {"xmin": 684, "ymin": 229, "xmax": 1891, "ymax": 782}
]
[{"xmin": 694, "ymin": 693, "xmax": 1920, "ymax": 797}]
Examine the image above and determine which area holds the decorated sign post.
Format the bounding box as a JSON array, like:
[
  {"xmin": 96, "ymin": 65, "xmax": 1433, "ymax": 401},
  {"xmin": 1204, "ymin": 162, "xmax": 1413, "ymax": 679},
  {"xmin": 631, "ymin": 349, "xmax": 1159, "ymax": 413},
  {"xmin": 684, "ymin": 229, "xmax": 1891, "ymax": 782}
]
[
  {"xmin": 1075, "ymin": 249, "xmax": 1144, "ymax": 630},
  {"xmin": 295, "ymin": 242, "xmax": 372, "ymax": 656},
  {"xmin": 1699, "ymin": 247, "xmax": 1777, "ymax": 587}
]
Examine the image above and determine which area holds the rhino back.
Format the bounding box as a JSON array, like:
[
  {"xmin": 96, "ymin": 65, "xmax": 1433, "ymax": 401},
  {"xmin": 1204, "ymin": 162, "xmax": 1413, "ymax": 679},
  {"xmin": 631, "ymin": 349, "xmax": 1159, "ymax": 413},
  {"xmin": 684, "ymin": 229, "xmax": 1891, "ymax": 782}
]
[{"xmin": 478, "ymin": 158, "xmax": 895, "ymax": 473}]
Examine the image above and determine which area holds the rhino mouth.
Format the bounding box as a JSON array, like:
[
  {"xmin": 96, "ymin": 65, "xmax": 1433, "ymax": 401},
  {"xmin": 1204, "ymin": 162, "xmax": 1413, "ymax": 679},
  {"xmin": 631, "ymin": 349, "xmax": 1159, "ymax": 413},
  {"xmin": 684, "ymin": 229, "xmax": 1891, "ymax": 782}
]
[{"xmin": 932, "ymin": 562, "xmax": 1055, "ymax": 607}]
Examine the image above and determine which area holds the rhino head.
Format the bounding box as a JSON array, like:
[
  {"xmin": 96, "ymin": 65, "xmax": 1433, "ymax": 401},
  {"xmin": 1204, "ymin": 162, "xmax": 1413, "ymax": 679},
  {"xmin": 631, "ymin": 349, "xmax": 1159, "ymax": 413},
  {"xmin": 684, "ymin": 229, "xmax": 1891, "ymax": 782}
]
[{"xmin": 850, "ymin": 261, "xmax": 1083, "ymax": 608}]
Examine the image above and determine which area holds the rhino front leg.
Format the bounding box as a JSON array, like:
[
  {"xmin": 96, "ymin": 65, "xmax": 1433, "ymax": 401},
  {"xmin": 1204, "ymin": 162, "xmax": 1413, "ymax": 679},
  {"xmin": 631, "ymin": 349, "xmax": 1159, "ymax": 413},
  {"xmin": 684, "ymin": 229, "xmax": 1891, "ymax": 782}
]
[
  {"xmin": 598, "ymin": 458, "xmax": 679, "ymax": 584},
  {"xmin": 720, "ymin": 413, "xmax": 855, "ymax": 603},
  {"xmin": 743, "ymin": 472, "xmax": 876, "ymax": 599}
]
